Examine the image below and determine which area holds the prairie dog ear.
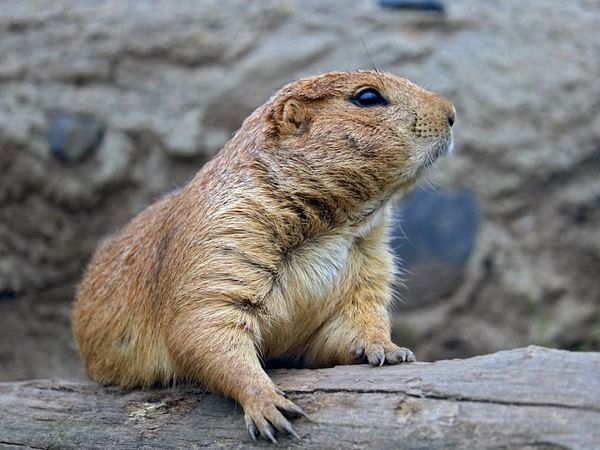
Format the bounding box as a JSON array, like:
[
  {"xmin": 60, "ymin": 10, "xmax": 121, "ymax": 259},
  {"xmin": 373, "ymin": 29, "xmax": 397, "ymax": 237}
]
[{"xmin": 276, "ymin": 98, "xmax": 310, "ymax": 136}]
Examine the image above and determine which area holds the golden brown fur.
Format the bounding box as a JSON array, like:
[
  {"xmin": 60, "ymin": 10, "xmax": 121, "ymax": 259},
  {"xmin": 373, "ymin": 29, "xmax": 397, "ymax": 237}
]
[{"xmin": 72, "ymin": 70, "xmax": 455, "ymax": 442}]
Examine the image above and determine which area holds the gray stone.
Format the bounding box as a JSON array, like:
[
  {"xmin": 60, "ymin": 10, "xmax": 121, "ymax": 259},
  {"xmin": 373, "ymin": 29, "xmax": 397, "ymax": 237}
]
[
  {"xmin": 378, "ymin": 0, "xmax": 446, "ymax": 13},
  {"xmin": 392, "ymin": 187, "xmax": 480, "ymax": 307},
  {"xmin": 47, "ymin": 112, "xmax": 104, "ymax": 163}
]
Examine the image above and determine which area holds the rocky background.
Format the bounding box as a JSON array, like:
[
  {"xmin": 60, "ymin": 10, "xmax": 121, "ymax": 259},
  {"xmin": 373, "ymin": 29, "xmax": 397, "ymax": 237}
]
[{"xmin": 1, "ymin": 0, "xmax": 599, "ymax": 381}]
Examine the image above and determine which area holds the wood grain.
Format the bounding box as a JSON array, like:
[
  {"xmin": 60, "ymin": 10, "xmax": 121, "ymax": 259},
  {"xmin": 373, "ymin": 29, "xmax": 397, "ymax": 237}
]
[{"xmin": 1, "ymin": 346, "xmax": 598, "ymax": 449}]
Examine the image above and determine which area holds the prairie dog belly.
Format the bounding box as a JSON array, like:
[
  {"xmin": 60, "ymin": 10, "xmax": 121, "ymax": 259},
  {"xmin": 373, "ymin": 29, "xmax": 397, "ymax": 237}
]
[{"xmin": 261, "ymin": 231, "xmax": 355, "ymax": 356}]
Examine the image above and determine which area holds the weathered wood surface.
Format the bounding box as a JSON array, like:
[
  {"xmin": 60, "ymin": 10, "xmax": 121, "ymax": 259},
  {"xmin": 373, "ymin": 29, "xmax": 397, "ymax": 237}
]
[{"xmin": 0, "ymin": 346, "xmax": 598, "ymax": 449}]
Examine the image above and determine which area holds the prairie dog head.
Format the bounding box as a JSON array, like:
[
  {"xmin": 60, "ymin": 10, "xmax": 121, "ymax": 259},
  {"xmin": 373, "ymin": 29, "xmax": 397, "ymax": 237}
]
[{"xmin": 252, "ymin": 70, "xmax": 455, "ymax": 220}]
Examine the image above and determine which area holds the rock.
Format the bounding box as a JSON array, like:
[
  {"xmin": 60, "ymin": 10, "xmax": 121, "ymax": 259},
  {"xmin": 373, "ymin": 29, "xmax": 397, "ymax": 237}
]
[
  {"xmin": 378, "ymin": 0, "xmax": 446, "ymax": 13},
  {"xmin": 47, "ymin": 112, "xmax": 104, "ymax": 163},
  {"xmin": 392, "ymin": 187, "xmax": 480, "ymax": 307}
]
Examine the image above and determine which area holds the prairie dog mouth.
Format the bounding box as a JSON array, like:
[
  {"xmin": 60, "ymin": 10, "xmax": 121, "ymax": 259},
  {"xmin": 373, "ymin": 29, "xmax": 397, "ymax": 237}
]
[{"xmin": 422, "ymin": 132, "xmax": 453, "ymax": 168}]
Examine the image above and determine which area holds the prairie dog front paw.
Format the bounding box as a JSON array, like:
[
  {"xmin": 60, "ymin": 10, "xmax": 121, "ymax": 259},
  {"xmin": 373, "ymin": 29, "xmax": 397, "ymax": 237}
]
[
  {"xmin": 242, "ymin": 385, "xmax": 308, "ymax": 443},
  {"xmin": 352, "ymin": 340, "xmax": 416, "ymax": 366}
]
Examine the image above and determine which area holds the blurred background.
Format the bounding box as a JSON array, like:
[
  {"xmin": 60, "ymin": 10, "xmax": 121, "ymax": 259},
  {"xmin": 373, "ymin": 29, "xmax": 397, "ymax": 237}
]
[{"xmin": 1, "ymin": 0, "xmax": 599, "ymax": 381}]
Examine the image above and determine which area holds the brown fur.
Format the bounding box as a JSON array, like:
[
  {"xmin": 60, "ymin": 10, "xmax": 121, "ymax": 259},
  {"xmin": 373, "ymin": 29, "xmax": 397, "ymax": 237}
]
[{"xmin": 72, "ymin": 70, "xmax": 455, "ymax": 442}]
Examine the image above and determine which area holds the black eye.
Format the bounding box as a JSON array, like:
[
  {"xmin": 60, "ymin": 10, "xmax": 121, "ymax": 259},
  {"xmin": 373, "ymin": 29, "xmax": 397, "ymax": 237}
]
[{"xmin": 351, "ymin": 88, "xmax": 388, "ymax": 107}]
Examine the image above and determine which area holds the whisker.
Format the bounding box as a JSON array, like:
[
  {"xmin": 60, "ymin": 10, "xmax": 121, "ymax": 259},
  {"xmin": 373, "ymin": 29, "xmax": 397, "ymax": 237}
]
[{"xmin": 360, "ymin": 34, "xmax": 379, "ymax": 73}]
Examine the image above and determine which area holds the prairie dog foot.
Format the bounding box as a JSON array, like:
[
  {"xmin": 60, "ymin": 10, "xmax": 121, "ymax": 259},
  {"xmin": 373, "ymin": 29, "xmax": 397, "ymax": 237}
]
[
  {"xmin": 242, "ymin": 385, "xmax": 308, "ymax": 443},
  {"xmin": 352, "ymin": 340, "xmax": 416, "ymax": 366}
]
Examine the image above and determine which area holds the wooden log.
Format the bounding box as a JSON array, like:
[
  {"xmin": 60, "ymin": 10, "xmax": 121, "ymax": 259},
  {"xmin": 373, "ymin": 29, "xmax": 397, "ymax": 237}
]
[{"xmin": 0, "ymin": 346, "xmax": 598, "ymax": 449}]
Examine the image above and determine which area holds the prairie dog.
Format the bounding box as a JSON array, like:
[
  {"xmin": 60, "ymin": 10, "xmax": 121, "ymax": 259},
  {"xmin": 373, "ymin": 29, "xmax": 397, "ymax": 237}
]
[{"xmin": 72, "ymin": 70, "xmax": 455, "ymax": 442}]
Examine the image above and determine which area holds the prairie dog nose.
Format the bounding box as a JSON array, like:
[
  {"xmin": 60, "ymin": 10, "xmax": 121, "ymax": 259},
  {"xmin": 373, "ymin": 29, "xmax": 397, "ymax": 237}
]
[
  {"xmin": 413, "ymin": 95, "xmax": 456, "ymax": 139},
  {"xmin": 447, "ymin": 105, "xmax": 456, "ymax": 127},
  {"xmin": 437, "ymin": 96, "xmax": 456, "ymax": 128}
]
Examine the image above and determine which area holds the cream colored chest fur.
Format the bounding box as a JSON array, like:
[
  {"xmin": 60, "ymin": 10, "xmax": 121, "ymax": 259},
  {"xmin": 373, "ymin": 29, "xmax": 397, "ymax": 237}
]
[{"xmin": 261, "ymin": 207, "xmax": 389, "ymax": 355}]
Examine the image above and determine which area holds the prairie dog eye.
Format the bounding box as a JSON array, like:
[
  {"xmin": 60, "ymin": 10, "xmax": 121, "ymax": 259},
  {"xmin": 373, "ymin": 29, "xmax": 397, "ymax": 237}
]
[{"xmin": 350, "ymin": 88, "xmax": 388, "ymax": 107}]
